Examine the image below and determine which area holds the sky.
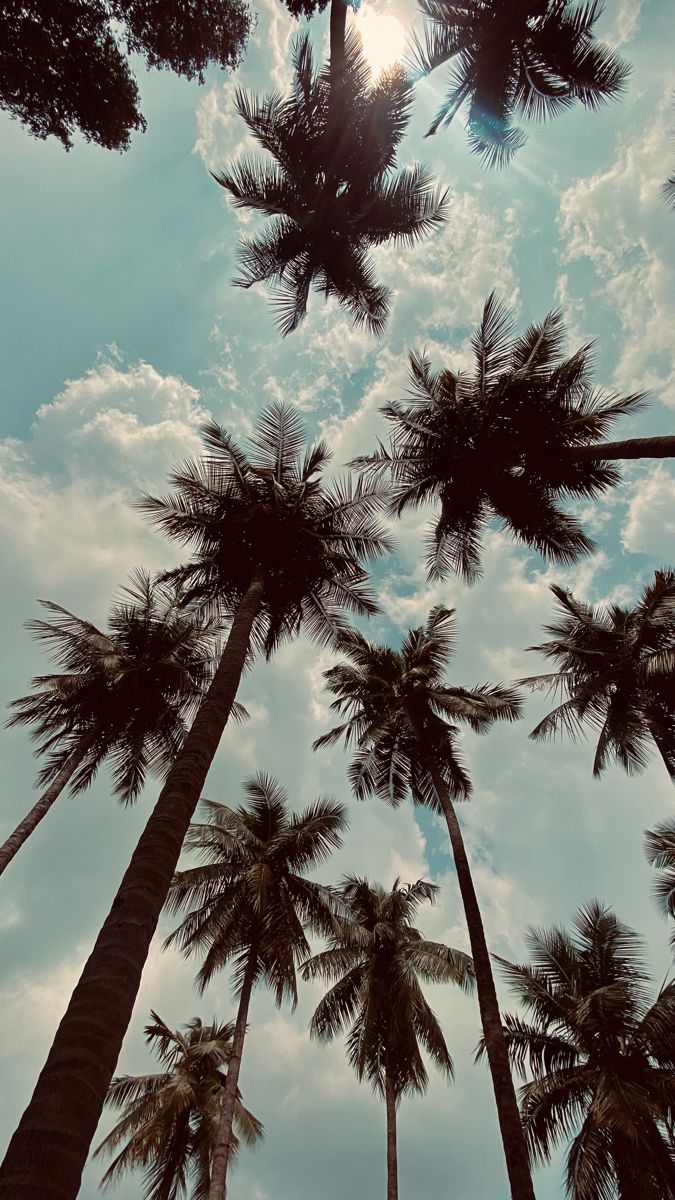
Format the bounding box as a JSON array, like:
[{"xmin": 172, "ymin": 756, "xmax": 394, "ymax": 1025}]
[{"xmin": 1, "ymin": 1, "xmax": 675, "ymax": 1198}]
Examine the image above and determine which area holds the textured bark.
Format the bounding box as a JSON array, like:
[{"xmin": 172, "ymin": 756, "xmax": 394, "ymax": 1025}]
[
  {"xmin": 573, "ymin": 436, "xmax": 675, "ymax": 462},
  {"xmin": 385, "ymin": 1069, "xmax": 398, "ymax": 1200},
  {"xmin": 0, "ymin": 573, "xmax": 265, "ymax": 1200},
  {"xmin": 208, "ymin": 951, "xmax": 256, "ymax": 1200},
  {"xmin": 430, "ymin": 768, "xmax": 536, "ymax": 1200},
  {"xmin": 0, "ymin": 730, "xmax": 98, "ymax": 877}
]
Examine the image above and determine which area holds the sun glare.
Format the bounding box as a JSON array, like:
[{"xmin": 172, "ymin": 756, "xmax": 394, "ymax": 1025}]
[{"xmin": 355, "ymin": 10, "xmax": 406, "ymax": 78}]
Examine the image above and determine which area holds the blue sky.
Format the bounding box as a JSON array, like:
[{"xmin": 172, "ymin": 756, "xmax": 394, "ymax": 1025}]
[{"xmin": 1, "ymin": 0, "xmax": 675, "ymax": 1197}]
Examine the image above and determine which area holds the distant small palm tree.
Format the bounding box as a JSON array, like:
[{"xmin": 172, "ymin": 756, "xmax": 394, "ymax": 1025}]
[
  {"xmin": 489, "ymin": 902, "xmax": 675, "ymax": 1199},
  {"xmin": 521, "ymin": 570, "xmax": 675, "ymax": 780},
  {"xmin": 645, "ymin": 819, "xmax": 675, "ymax": 951},
  {"xmin": 353, "ymin": 295, "xmax": 675, "ymax": 581},
  {"xmin": 214, "ymin": 32, "xmax": 447, "ymax": 334},
  {"xmin": 1, "ymin": 570, "xmax": 218, "ymax": 877},
  {"xmin": 302, "ymin": 876, "xmax": 473, "ymax": 1200},
  {"xmin": 314, "ymin": 608, "xmax": 533, "ymax": 1200},
  {"xmin": 0, "ymin": 403, "xmax": 390, "ymax": 1200},
  {"xmin": 166, "ymin": 773, "xmax": 347, "ymax": 1200},
  {"xmin": 410, "ymin": 0, "xmax": 629, "ymax": 166},
  {"xmin": 95, "ymin": 1011, "xmax": 263, "ymax": 1200}
]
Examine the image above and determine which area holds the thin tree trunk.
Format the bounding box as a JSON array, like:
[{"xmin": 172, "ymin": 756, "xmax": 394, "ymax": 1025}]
[
  {"xmin": 0, "ymin": 729, "xmax": 98, "ymax": 877},
  {"xmin": 329, "ymin": 0, "xmax": 347, "ymax": 93},
  {"xmin": 573, "ymin": 436, "xmax": 675, "ymax": 462},
  {"xmin": 208, "ymin": 951, "xmax": 257, "ymax": 1200},
  {"xmin": 429, "ymin": 767, "xmax": 536, "ymax": 1200},
  {"xmin": 0, "ymin": 572, "xmax": 265, "ymax": 1200},
  {"xmin": 384, "ymin": 1068, "xmax": 398, "ymax": 1200}
]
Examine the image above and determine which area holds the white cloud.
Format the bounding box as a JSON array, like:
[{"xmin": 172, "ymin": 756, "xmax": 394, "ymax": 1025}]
[
  {"xmin": 622, "ymin": 464, "xmax": 675, "ymax": 556},
  {"xmin": 604, "ymin": 0, "xmax": 645, "ymax": 47}
]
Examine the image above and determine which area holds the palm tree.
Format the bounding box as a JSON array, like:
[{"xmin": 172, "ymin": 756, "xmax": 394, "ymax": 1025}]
[
  {"xmin": 213, "ymin": 31, "xmax": 448, "ymax": 335},
  {"xmin": 645, "ymin": 819, "xmax": 675, "ymax": 951},
  {"xmin": 352, "ymin": 295, "xmax": 675, "ymax": 581},
  {"xmin": 302, "ymin": 876, "xmax": 474, "ymax": 1200},
  {"xmin": 94, "ymin": 1011, "xmax": 263, "ymax": 1200},
  {"xmin": 663, "ymin": 98, "xmax": 675, "ymax": 209},
  {"xmin": 489, "ymin": 902, "xmax": 675, "ymax": 1199},
  {"xmin": 410, "ymin": 0, "xmax": 629, "ymax": 166},
  {"xmin": 521, "ymin": 570, "xmax": 675, "ymax": 780},
  {"xmin": 0, "ymin": 403, "xmax": 390, "ymax": 1200},
  {"xmin": 0, "ymin": 569, "xmax": 219, "ymax": 877},
  {"xmin": 165, "ymin": 773, "xmax": 347, "ymax": 1200},
  {"xmin": 313, "ymin": 607, "xmax": 533, "ymax": 1200}
]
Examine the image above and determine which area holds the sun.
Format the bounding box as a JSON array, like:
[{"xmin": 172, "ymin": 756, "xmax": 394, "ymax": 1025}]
[{"xmin": 355, "ymin": 9, "xmax": 406, "ymax": 78}]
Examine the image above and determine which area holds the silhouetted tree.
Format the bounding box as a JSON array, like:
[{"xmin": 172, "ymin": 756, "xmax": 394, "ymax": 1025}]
[
  {"xmin": 0, "ymin": 0, "xmax": 251, "ymax": 151},
  {"xmin": 410, "ymin": 0, "xmax": 629, "ymax": 166},
  {"xmin": 353, "ymin": 295, "xmax": 675, "ymax": 581},
  {"xmin": 303, "ymin": 876, "xmax": 473, "ymax": 1200},
  {"xmin": 214, "ymin": 32, "xmax": 447, "ymax": 334},
  {"xmin": 0, "ymin": 403, "xmax": 389, "ymax": 1200},
  {"xmin": 489, "ymin": 903, "xmax": 675, "ymax": 1199},
  {"xmin": 522, "ymin": 571, "xmax": 675, "ymax": 780},
  {"xmin": 645, "ymin": 819, "xmax": 675, "ymax": 952}
]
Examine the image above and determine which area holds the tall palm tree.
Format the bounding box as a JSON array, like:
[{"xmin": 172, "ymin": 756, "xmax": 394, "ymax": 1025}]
[
  {"xmin": 302, "ymin": 876, "xmax": 474, "ymax": 1200},
  {"xmin": 213, "ymin": 31, "xmax": 447, "ymax": 335},
  {"xmin": 353, "ymin": 295, "xmax": 675, "ymax": 581},
  {"xmin": 165, "ymin": 773, "xmax": 347, "ymax": 1200},
  {"xmin": 94, "ymin": 1011, "xmax": 263, "ymax": 1200},
  {"xmin": 0, "ymin": 569, "xmax": 219, "ymax": 877},
  {"xmin": 313, "ymin": 607, "xmax": 533, "ymax": 1200},
  {"xmin": 663, "ymin": 98, "xmax": 675, "ymax": 209},
  {"xmin": 410, "ymin": 0, "xmax": 629, "ymax": 166},
  {"xmin": 521, "ymin": 570, "xmax": 675, "ymax": 780},
  {"xmin": 0, "ymin": 403, "xmax": 390, "ymax": 1200},
  {"xmin": 645, "ymin": 818, "xmax": 675, "ymax": 951},
  {"xmin": 489, "ymin": 902, "xmax": 675, "ymax": 1199}
]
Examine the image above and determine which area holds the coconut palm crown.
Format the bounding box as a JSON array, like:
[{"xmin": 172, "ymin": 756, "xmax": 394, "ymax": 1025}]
[
  {"xmin": 95, "ymin": 1011, "xmax": 263, "ymax": 1200},
  {"xmin": 489, "ymin": 902, "xmax": 675, "ymax": 1199},
  {"xmin": 213, "ymin": 31, "xmax": 448, "ymax": 335},
  {"xmin": 302, "ymin": 876, "xmax": 473, "ymax": 1095},
  {"xmin": 7, "ymin": 569, "xmax": 219, "ymax": 803},
  {"xmin": 522, "ymin": 570, "xmax": 675, "ymax": 780},
  {"xmin": 410, "ymin": 0, "xmax": 629, "ymax": 167},
  {"xmin": 645, "ymin": 818, "xmax": 675, "ymax": 951},
  {"xmin": 141, "ymin": 402, "xmax": 393, "ymax": 657},
  {"xmin": 351, "ymin": 294, "xmax": 675, "ymax": 582},
  {"xmin": 314, "ymin": 604, "xmax": 522, "ymax": 803}
]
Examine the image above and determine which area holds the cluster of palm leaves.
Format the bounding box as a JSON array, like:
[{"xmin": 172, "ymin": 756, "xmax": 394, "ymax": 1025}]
[{"xmin": 1, "ymin": 2, "xmax": 675, "ymax": 1200}]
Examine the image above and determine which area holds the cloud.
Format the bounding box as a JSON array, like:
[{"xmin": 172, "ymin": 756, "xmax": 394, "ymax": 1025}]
[{"xmin": 622, "ymin": 465, "xmax": 675, "ymax": 556}]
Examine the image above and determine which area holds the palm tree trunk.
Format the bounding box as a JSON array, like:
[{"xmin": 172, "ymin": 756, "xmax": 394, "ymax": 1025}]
[
  {"xmin": 208, "ymin": 950, "xmax": 257, "ymax": 1200},
  {"xmin": 573, "ymin": 436, "xmax": 675, "ymax": 462},
  {"xmin": 0, "ymin": 571, "xmax": 265, "ymax": 1200},
  {"xmin": 429, "ymin": 767, "xmax": 536, "ymax": 1200},
  {"xmin": 384, "ymin": 1068, "xmax": 398, "ymax": 1200},
  {"xmin": 329, "ymin": 0, "xmax": 348, "ymax": 92},
  {"xmin": 0, "ymin": 729, "xmax": 98, "ymax": 877}
]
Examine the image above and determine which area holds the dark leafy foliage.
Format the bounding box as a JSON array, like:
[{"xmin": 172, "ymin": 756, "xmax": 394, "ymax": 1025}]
[
  {"xmin": 522, "ymin": 570, "xmax": 675, "ymax": 780},
  {"xmin": 314, "ymin": 606, "xmax": 521, "ymax": 805},
  {"xmin": 7, "ymin": 569, "xmax": 220, "ymax": 803},
  {"xmin": 0, "ymin": 0, "xmax": 251, "ymax": 151},
  {"xmin": 409, "ymin": 0, "xmax": 629, "ymax": 166},
  {"xmin": 487, "ymin": 903, "xmax": 675, "ymax": 1199},
  {"xmin": 165, "ymin": 773, "xmax": 347, "ymax": 999},
  {"xmin": 95, "ymin": 1012, "xmax": 263, "ymax": 1200},
  {"xmin": 214, "ymin": 31, "xmax": 448, "ymax": 334},
  {"xmin": 352, "ymin": 294, "xmax": 645, "ymax": 581},
  {"xmin": 140, "ymin": 402, "xmax": 393, "ymax": 658},
  {"xmin": 645, "ymin": 819, "xmax": 675, "ymax": 951},
  {"xmin": 302, "ymin": 876, "xmax": 473, "ymax": 1098}
]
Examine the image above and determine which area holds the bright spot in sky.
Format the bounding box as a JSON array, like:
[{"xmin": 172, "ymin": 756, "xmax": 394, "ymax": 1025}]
[{"xmin": 355, "ymin": 10, "xmax": 406, "ymax": 77}]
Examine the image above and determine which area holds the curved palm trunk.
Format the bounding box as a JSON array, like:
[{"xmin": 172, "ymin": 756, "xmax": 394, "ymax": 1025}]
[
  {"xmin": 0, "ymin": 729, "xmax": 98, "ymax": 877},
  {"xmin": 573, "ymin": 436, "xmax": 675, "ymax": 462},
  {"xmin": 208, "ymin": 951, "xmax": 257, "ymax": 1200},
  {"xmin": 429, "ymin": 768, "xmax": 536, "ymax": 1200},
  {"xmin": 384, "ymin": 1069, "xmax": 398, "ymax": 1200},
  {"xmin": 0, "ymin": 572, "xmax": 265, "ymax": 1200}
]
